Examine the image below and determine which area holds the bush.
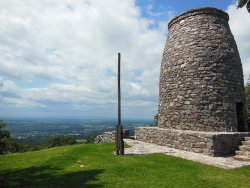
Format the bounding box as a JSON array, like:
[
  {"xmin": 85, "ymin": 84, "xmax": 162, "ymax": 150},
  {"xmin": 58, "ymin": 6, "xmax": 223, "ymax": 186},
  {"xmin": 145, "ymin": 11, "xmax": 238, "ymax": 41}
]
[
  {"xmin": 5, "ymin": 139, "xmax": 21, "ymax": 153},
  {"xmin": 85, "ymin": 135, "xmax": 96, "ymax": 143},
  {"xmin": 245, "ymin": 81, "xmax": 250, "ymax": 120},
  {"xmin": 43, "ymin": 135, "xmax": 77, "ymax": 148},
  {"xmin": 149, "ymin": 114, "xmax": 158, "ymax": 127},
  {"xmin": 0, "ymin": 120, "xmax": 10, "ymax": 154}
]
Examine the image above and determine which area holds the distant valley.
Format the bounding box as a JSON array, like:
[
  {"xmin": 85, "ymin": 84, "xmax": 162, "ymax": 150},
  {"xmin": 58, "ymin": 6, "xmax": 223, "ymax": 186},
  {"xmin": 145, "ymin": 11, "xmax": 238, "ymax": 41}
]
[{"xmin": 4, "ymin": 119, "xmax": 153, "ymax": 143}]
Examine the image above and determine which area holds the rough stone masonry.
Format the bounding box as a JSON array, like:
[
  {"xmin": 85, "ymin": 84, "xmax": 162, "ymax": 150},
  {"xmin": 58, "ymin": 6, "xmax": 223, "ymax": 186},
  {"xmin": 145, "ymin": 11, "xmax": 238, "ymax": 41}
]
[{"xmin": 136, "ymin": 7, "xmax": 250, "ymax": 156}]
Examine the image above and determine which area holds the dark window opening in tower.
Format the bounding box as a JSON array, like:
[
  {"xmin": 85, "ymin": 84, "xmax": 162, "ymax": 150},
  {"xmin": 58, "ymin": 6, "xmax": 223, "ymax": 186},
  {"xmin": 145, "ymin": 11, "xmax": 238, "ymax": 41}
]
[{"xmin": 236, "ymin": 102, "xmax": 245, "ymax": 132}]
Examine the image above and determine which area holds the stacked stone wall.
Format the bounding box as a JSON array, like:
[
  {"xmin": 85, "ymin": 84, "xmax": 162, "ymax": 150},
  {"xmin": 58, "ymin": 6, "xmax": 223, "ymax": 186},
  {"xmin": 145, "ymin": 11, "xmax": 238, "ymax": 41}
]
[
  {"xmin": 95, "ymin": 131, "xmax": 116, "ymax": 143},
  {"xmin": 95, "ymin": 130, "xmax": 129, "ymax": 143},
  {"xmin": 136, "ymin": 127, "xmax": 250, "ymax": 156}
]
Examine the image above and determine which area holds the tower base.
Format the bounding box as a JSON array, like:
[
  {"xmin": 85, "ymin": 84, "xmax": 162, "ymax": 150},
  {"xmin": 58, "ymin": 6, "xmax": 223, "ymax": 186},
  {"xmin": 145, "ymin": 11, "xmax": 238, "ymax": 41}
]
[{"xmin": 135, "ymin": 127, "xmax": 250, "ymax": 156}]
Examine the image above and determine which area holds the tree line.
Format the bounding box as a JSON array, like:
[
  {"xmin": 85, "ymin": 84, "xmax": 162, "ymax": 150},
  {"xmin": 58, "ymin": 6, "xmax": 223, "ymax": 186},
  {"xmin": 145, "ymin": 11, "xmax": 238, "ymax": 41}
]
[{"xmin": 0, "ymin": 120, "xmax": 97, "ymax": 155}]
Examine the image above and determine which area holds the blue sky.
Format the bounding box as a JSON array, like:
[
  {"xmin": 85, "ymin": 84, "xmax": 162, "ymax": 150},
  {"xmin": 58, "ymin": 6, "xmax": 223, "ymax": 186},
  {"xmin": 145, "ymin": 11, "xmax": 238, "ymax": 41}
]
[
  {"xmin": 0, "ymin": 0, "xmax": 249, "ymax": 119},
  {"xmin": 136, "ymin": 0, "xmax": 235, "ymax": 18}
]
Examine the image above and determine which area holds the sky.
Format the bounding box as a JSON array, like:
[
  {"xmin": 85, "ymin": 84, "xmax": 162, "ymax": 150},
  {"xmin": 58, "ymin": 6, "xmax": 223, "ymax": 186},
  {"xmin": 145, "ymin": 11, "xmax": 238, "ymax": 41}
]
[{"xmin": 0, "ymin": 0, "xmax": 249, "ymax": 120}]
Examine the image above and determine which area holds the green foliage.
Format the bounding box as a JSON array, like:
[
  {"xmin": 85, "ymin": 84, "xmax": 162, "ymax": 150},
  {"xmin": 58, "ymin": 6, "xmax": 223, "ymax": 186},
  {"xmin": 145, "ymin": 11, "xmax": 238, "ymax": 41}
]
[
  {"xmin": 0, "ymin": 120, "xmax": 10, "ymax": 154},
  {"xmin": 5, "ymin": 139, "xmax": 21, "ymax": 153},
  {"xmin": 0, "ymin": 143, "xmax": 250, "ymax": 188},
  {"xmin": 76, "ymin": 139, "xmax": 87, "ymax": 144},
  {"xmin": 237, "ymin": 0, "xmax": 250, "ymax": 13},
  {"xmin": 43, "ymin": 135, "xmax": 77, "ymax": 148},
  {"xmin": 245, "ymin": 77, "xmax": 250, "ymax": 120},
  {"xmin": 0, "ymin": 120, "xmax": 95, "ymax": 154},
  {"xmin": 149, "ymin": 114, "xmax": 158, "ymax": 127},
  {"xmin": 85, "ymin": 135, "xmax": 96, "ymax": 143},
  {"xmin": 0, "ymin": 120, "xmax": 45, "ymax": 154},
  {"xmin": 17, "ymin": 142, "xmax": 43, "ymax": 152}
]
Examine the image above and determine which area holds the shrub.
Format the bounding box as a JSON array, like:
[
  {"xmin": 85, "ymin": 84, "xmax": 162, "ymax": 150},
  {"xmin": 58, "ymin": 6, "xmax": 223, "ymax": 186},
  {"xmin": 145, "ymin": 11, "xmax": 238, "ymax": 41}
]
[
  {"xmin": 0, "ymin": 120, "xmax": 10, "ymax": 154},
  {"xmin": 85, "ymin": 135, "xmax": 96, "ymax": 143},
  {"xmin": 44, "ymin": 135, "xmax": 77, "ymax": 148}
]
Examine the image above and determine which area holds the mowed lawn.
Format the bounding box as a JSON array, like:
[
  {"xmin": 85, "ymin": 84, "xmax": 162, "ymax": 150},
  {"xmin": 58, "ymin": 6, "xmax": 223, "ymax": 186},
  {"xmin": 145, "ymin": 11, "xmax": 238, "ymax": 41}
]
[{"xmin": 0, "ymin": 143, "xmax": 249, "ymax": 188}]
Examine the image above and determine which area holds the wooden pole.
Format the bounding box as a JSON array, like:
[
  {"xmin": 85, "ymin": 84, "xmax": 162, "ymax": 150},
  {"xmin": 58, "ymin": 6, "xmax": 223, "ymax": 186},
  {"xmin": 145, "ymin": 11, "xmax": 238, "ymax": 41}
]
[
  {"xmin": 115, "ymin": 124, "xmax": 119, "ymax": 155},
  {"xmin": 120, "ymin": 125, "xmax": 124, "ymax": 155},
  {"xmin": 116, "ymin": 53, "xmax": 124, "ymax": 155},
  {"xmin": 118, "ymin": 53, "xmax": 121, "ymax": 126}
]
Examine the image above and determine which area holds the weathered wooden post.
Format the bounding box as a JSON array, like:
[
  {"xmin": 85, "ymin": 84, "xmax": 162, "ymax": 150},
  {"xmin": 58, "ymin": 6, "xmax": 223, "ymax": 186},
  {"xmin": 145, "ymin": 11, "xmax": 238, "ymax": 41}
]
[{"xmin": 115, "ymin": 53, "xmax": 124, "ymax": 155}]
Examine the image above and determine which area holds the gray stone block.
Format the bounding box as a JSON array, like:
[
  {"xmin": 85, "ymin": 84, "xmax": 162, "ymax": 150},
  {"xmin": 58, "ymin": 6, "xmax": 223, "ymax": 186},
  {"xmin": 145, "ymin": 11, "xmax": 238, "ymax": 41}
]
[{"xmin": 135, "ymin": 127, "xmax": 250, "ymax": 156}]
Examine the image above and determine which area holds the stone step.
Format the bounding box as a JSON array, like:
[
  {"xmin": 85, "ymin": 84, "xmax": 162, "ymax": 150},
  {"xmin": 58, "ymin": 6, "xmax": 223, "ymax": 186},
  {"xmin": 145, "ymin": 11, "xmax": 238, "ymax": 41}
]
[
  {"xmin": 234, "ymin": 136, "xmax": 250, "ymax": 162},
  {"xmin": 244, "ymin": 137, "xmax": 250, "ymax": 141},
  {"xmin": 236, "ymin": 150, "xmax": 250, "ymax": 156},
  {"xmin": 234, "ymin": 155, "xmax": 250, "ymax": 162},
  {"xmin": 242, "ymin": 140, "xmax": 250, "ymax": 145},
  {"xmin": 239, "ymin": 145, "xmax": 250, "ymax": 152}
]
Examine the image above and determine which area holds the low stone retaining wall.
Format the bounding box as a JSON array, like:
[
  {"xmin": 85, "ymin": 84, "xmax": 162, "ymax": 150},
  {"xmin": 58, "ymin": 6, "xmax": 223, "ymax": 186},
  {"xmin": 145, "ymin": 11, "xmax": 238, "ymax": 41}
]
[
  {"xmin": 95, "ymin": 129, "xmax": 129, "ymax": 143},
  {"xmin": 135, "ymin": 127, "xmax": 250, "ymax": 156},
  {"xmin": 95, "ymin": 131, "xmax": 116, "ymax": 143}
]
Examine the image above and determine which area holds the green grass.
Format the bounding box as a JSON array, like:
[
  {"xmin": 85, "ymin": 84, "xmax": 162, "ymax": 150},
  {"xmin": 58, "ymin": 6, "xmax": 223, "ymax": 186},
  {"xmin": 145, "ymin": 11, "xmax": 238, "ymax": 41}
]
[{"xmin": 0, "ymin": 143, "xmax": 249, "ymax": 188}]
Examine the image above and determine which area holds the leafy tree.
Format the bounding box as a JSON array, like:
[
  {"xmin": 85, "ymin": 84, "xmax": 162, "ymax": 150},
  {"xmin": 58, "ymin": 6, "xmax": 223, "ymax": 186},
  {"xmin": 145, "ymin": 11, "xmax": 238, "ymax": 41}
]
[
  {"xmin": 237, "ymin": 0, "xmax": 250, "ymax": 13},
  {"xmin": 44, "ymin": 135, "xmax": 77, "ymax": 148},
  {"xmin": 85, "ymin": 135, "xmax": 96, "ymax": 143},
  {"xmin": 0, "ymin": 120, "xmax": 10, "ymax": 154},
  {"xmin": 0, "ymin": 120, "xmax": 23, "ymax": 154},
  {"xmin": 5, "ymin": 139, "xmax": 21, "ymax": 153},
  {"xmin": 245, "ymin": 76, "xmax": 250, "ymax": 121},
  {"xmin": 12, "ymin": 141, "xmax": 42, "ymax": 152},
  {"xmin": 149, "ymin": 114, "xmax": 158, "ymax": 127}
]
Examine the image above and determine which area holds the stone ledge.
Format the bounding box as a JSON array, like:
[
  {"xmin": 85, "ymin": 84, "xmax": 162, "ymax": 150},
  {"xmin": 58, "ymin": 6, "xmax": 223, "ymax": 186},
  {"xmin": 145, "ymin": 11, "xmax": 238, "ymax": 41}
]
[
  {"xmin": 135, "ymin": 127, "xmax": 250, "ymax": 156},
  {"xmin": 124, "ymin": 139, "xmax": 250, "ymax": 169}
]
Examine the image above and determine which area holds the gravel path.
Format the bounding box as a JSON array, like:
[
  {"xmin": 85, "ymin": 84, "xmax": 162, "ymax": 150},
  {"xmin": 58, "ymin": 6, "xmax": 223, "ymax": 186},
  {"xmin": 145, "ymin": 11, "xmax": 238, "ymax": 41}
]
[{"xmin": 124, "ymin": 139, "xmax": 250, "ymax": 169}]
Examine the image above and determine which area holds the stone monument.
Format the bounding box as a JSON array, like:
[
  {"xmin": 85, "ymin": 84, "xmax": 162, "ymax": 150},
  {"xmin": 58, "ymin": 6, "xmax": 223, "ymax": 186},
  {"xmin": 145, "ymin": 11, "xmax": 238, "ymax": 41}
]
[{"xmin": 136, "ymin": 7, "xmax": 250, "ymax": 157}]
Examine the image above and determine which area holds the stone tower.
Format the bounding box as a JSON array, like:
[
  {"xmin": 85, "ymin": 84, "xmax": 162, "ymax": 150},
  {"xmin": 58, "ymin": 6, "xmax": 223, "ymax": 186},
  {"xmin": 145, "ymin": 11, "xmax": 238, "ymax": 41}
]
[
  {"xmin": 136, "ymin": 7, "xmax": 250, "ymax": 157},
  {"xmin": 158, "ymin": 7, "xmax": 247, "ymax": 132}
]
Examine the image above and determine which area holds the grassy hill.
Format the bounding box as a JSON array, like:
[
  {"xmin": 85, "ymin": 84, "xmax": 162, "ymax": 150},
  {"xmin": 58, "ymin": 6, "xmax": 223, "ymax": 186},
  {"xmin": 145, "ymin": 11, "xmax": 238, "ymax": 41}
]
[{"xmin": 0, "ymin": 143, "xmax": 250, "ymax": 188}]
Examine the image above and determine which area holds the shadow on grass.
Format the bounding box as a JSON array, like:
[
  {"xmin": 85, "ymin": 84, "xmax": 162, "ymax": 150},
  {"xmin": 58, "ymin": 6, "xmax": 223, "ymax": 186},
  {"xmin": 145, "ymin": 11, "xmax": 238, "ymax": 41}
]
[{"xmin": 0, "ymin": 165, "xmax": 104, "ymax": 188}]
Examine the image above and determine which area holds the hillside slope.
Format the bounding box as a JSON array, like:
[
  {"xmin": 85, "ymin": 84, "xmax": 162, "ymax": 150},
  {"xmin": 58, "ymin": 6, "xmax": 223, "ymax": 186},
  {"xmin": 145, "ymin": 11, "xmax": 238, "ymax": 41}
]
[{"xmin": 0, "ymin": 143, "xmax": 250, "ymax": 188}]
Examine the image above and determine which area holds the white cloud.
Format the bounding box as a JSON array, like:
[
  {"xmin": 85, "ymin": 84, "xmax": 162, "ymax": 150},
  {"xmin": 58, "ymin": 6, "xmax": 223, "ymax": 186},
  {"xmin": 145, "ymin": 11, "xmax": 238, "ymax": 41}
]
[
  {"xmin": 227, "ymin": 4, "xmax": 250, "ymax": 83},
  {"xmin": 0, "ymin": 0, "xmax": 171, "ymax": 118}
]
